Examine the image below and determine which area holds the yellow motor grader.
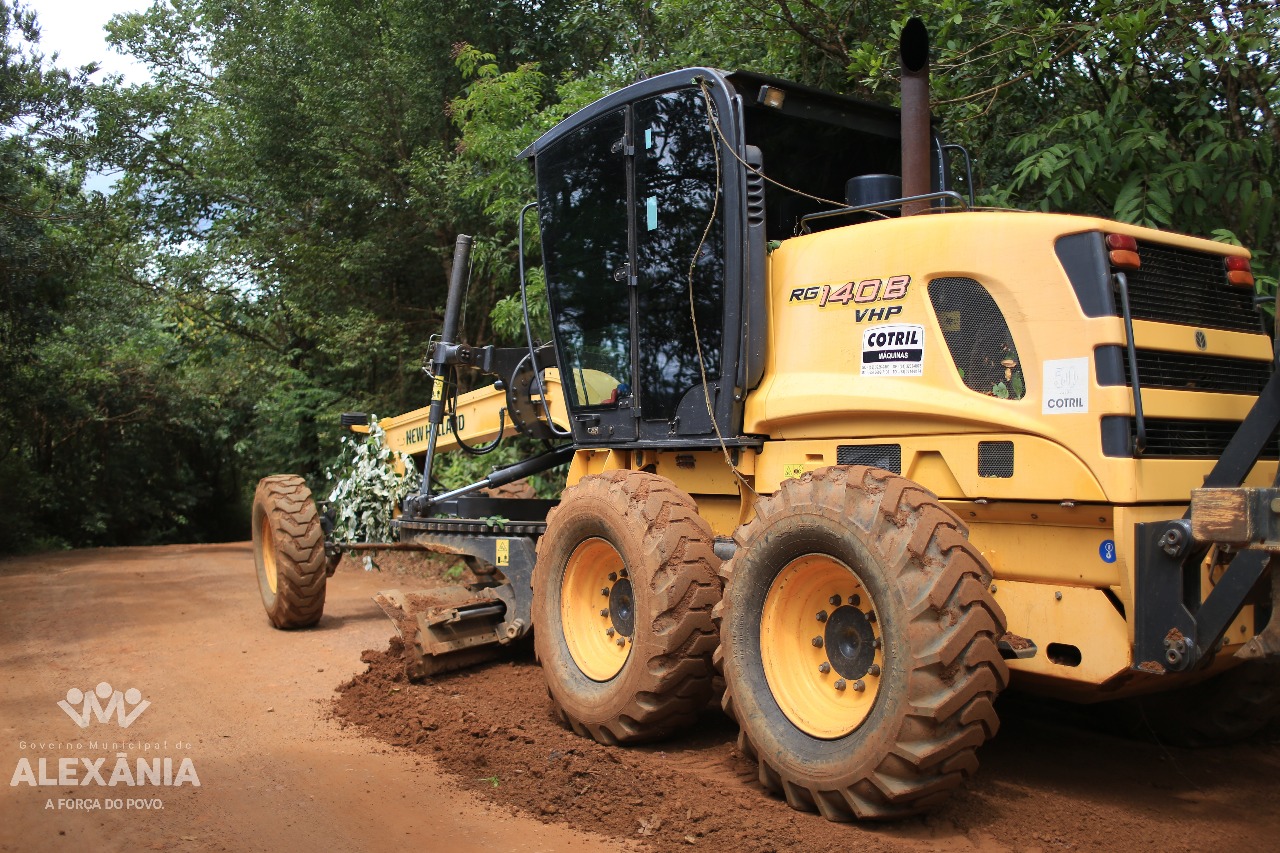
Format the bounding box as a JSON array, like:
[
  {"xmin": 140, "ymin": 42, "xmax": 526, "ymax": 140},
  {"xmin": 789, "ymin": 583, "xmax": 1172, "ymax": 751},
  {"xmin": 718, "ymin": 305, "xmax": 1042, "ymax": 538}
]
[{"xmin": 251, "ymin": 20, "xmax": 1279, "ymax": 821}]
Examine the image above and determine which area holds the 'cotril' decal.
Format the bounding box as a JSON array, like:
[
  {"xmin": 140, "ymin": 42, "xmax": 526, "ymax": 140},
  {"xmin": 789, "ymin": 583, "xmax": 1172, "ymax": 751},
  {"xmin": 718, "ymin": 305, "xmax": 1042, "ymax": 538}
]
[{"xmin": 861, "ymin": 324, "xmax": 925, "ymax": 377}]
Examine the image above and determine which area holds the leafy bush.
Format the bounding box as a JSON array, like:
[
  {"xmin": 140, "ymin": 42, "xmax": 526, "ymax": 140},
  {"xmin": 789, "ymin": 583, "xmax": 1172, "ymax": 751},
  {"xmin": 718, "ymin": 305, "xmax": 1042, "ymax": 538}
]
[{"xmin": 326, "ymin": 417, "xmax": 421, "ymax": 545}]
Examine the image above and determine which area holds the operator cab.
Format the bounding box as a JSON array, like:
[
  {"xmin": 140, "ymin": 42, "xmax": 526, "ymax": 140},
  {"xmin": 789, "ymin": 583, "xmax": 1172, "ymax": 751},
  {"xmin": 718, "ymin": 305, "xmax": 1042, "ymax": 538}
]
[{"xmin": 520, "ymin": 69, "xmax": 954, "ymax": 447}]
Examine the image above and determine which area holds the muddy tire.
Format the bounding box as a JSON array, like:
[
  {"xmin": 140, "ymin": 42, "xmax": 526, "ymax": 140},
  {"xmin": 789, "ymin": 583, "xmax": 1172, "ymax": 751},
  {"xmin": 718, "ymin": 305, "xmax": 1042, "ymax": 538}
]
[
  {"xmin": 1118, "ymin": 660, "xmax": 1280, "ymax": 746},
  {"xmin": 533, "ymin": 470, "xmax": 721, "ymax": 744},
  {"xmin": 252, "ymin": 475, "xmax": 328, "ymax": 629},
  {"xmin": 715, "ymin": 466, "xmax": 1008, "ymax": 820},
  {"xmin": 483, "ymin": 478, "xmax": 538, "ymax": 500}
]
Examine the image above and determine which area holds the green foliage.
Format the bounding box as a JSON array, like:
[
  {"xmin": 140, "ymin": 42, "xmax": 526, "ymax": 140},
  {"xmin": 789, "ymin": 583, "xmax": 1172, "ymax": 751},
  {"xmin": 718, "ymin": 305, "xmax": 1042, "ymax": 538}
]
[
  {"xmin": 4, "ymin": 0, "xmax": 1278, "ymax": 553},
  {"xmin": 432, "ymin": 435, "xmax": 566, "ymax": 500},
  {"xmin": 326, "ymin": 417, "xmax": 421, "ymax": 544}
]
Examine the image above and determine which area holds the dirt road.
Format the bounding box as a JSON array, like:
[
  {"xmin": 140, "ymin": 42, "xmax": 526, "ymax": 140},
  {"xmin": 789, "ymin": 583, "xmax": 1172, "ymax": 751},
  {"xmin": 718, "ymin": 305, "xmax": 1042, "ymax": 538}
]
[
  {"xmin": 4, "ymin": 544, "xmax": 1280, "ymax": 852},
  {"xmin": 0, "ymin": 544, "xmax": 619, "ymax": 852}
]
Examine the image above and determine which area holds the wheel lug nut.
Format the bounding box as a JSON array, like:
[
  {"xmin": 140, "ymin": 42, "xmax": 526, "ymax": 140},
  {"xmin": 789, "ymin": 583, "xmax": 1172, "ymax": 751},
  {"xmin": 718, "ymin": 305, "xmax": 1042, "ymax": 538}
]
[
  {"xmin": 828, "ymin": 594, "xmax": 842, "ymax": 607},
  {"xmin": 606, "ymin": 627, "xmax": 615, "ymax": 637},
  {"xmin": 615, "ymin": 637, "xmax": 626, "ymax": 647},
  {"xmin": 873, "ymin": 638, "xmax": 882, "ymax": 649},
  {"xmin": 866, "ymin": 611, "xmax": 877, "ymax": 623},
  {"xmin": 602, "ymin": 587, "xmax": 610, "ymax": 596},
  {"xmin": 850, "ymin": 594, "xmax": 860, "ymax": 607},
  {"xmin": 600, "ymin": 609, "xmax": 609, "ymax": 617},
  {"xmin": 811, "ymin": 636, "xmax": 823, "ymax": 648},
  {"xmin": 868, "ymin": 664, "xmax": 881, "ymax": 677},
  {"xmin": 818, "ymin": 662, "xmax": 830, "ymax": 674},
  {"xmin": 816, "ymin": 610, "xmax": 828, "ymax": 623},
  {"xmin": 853, "ymin": 680, "xmax": 865, "ymax": 692},
  {"xmin": 608, "ymin": 572, "xmax": 618, "ymax": 581},
  {"xmin": 619, "ymin": 569, "xmax": 628, "ymax": 578},
  {"xmin": 834, "ymin": 679, "xmax": 846, "ymax": 691}
]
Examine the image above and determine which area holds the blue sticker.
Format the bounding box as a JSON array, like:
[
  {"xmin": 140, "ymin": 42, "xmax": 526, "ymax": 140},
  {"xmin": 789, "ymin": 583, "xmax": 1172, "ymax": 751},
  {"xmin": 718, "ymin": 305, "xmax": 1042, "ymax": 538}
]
[
  {"xmin": 1099, "ymin": 540, "xmax": 1117, "ymax": 563},
  {"xmin": 646, "ymin": 196, "xmax": 658, "ymax": 230},
  {"xmin": 644, "ymin": 128, "xmax": 653, "ymax": 150}
]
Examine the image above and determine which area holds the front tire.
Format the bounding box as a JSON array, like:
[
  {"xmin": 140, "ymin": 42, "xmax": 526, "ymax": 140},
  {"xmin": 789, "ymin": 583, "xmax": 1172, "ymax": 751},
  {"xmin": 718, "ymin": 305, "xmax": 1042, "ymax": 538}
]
[
  {"xmin": 715, "ymin": 466, "xmax": 1008, "ymax": 820},
  {"xmin": 533, "ymin": 470, "xmax": 721, "ymax": 744},
  {"xmin": 252, "ymin": 475, "xmax": 328, "ymax": 629}
]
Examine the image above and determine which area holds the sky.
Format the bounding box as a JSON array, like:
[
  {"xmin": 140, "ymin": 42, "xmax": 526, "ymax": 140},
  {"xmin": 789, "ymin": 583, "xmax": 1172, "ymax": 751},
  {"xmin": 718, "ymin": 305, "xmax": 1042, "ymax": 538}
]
[{"xmin": 24, "ymin": 0, "xmax": 152, "ymax": 83}]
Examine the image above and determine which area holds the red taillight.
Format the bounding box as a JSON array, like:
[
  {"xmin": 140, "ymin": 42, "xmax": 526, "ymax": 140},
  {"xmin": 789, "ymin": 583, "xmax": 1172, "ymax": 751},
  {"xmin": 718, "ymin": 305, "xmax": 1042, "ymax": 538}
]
[
  {"xmin": 1106, "ymin": 233, "xmax": 1140, "ymax": 270},
  {"xmin": 1225, "ymin": 256, "xmax": 1254, "ymax": 288}
]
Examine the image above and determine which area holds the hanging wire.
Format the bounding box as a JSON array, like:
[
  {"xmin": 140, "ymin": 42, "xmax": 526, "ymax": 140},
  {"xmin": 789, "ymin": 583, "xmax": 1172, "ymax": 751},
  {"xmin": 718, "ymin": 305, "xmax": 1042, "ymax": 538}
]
[
  {"xmin": 690, "ymin": 78, "xmax": 760, "ymax": 497},
  {"xmin": 697, "ymin": 78, "xmax": 847, "ymax": 211}
]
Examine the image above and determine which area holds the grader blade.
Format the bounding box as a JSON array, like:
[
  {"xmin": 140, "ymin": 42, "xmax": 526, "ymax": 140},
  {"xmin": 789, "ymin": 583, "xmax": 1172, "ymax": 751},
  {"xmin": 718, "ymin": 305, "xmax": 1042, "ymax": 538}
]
[{"xmin": 374, "ymin": 586, "xmax": 506, "ymax": 680}]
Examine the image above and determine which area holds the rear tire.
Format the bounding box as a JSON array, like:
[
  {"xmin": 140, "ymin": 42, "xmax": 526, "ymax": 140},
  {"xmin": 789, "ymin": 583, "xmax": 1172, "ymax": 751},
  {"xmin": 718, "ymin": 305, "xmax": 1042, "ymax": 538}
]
[
  {"xmin": 715, "ymin": 466, "xmax": 1008, "ymax": 820},
  {"xmin": 533, "ymin": 470, "xmax": 720, "ymax": 744},
  {"xmin": 252, "ymin": 475, "xmax": 328, "ymax": 629},
  {"xmin": 1119, "ymin": 660, "xmax": 1280, "ymax": 746}
]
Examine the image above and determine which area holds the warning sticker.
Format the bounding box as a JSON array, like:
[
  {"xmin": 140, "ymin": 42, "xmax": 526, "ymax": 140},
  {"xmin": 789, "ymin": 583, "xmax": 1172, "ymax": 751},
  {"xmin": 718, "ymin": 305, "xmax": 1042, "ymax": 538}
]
[
  {"xmin": 1042, "ymin": 357, "xmax": 1089, "ymax": 414},
  {"xmin": 861, "ymin": 324, "xmax": 925, "ymax": 376}
]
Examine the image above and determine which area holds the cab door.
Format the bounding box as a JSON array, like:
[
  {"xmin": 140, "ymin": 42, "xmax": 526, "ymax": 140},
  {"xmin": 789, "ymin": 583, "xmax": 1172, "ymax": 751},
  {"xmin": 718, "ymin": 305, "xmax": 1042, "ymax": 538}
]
[
  {"xmin": 537, "ymin": 108, "xmax": 638, "ymax": 443},
  {"xmin": 632, "ymin": 88, "xmax": 726, "ymax": 437}
]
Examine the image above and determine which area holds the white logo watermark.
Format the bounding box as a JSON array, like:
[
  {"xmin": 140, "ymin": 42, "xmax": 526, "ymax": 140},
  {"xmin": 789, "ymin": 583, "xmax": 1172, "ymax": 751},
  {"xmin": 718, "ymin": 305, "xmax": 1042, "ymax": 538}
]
[
  {"xmin": 10, "ymin": 683, "xmax": 199, "ymax": 799},
  {"xmin": 57, "ymin": 682, "xmax": 151, "ymax": 729}
]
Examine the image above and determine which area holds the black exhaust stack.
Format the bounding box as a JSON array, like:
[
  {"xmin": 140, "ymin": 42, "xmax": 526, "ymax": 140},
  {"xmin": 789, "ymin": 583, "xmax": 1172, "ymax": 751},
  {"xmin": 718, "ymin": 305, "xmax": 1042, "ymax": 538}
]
[{"xmin": 900, "ymin": 17, "xmax": 931, "ymax": 216}]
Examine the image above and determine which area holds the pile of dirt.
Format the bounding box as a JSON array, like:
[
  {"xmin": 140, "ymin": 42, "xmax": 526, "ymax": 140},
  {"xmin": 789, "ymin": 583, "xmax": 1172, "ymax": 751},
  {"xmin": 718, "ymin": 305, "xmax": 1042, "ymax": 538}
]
[
  {"xmin": 333, "ymin": 639, "xmax": 904, "ymax": 853},
  {"xmin": 333, "ymin": 550, "xmax": 470, "ymax": 582},
  {"xmin": 334, "ymin": 638, "xmax": 1280, "ymax": 852}
]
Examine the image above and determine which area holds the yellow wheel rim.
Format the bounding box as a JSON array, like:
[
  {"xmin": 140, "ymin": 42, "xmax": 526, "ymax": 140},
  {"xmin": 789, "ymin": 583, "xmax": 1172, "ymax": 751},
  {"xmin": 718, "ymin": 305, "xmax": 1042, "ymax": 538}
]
[
  {"xmin": 561, "ymin": 538, "xmax": 631, "ymax": 681},
  {"xmin": 260, "ymin": 518, "xmax": 279, "ymax": 595},
  {"xmin": 761, "ymin": 554, "xmax": 884, "ymax": 739}
]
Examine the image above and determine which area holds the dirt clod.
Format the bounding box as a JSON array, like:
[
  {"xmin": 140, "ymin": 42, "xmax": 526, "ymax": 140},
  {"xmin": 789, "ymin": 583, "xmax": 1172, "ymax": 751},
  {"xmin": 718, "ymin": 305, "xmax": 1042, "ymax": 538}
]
[{"xmin": 1000, "ymin": 631, "xmax": 1032, "ymax": 651}]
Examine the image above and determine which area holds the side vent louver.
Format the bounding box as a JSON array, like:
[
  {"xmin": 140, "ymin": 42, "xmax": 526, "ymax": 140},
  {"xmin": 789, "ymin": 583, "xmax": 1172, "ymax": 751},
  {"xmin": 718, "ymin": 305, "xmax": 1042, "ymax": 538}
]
[
  {"xmin": 978, "ymin": 441, "xmax": 1015, "ymax": 478},
  {"xmin": 836, "ymin": 444, "xmax": 902, "ymax": 474}
]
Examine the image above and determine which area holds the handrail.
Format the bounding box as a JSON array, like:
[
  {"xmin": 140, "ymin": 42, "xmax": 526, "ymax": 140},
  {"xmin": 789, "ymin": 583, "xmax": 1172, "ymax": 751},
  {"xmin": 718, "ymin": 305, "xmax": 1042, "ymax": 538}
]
[
  {"xmin": 798, "ymin": 190, "xmax": 968, "ymax": 233},
  {"xmin": 1114, "ymin": 272, "xmax": 1146, "ymax": 456},
  {"xmin": 518, "ymin": 201, "xmax": 571, "ymax": 438}
]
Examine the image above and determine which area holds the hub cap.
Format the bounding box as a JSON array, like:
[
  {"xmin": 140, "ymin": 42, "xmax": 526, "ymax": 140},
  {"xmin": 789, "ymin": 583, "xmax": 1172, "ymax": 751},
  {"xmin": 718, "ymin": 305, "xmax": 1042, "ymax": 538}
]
[
  {"xmin": 760, "ymin": 554, "xmax": 884, "ymax": 739},
  {"xmin": 560, "ymin": 538, "xmax": 631, "ymax": 681}
]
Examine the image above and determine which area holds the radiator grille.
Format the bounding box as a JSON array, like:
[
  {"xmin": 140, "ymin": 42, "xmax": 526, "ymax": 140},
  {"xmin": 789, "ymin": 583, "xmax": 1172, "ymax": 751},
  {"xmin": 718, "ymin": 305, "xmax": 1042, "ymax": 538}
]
[
  {"xmin": 1120, "ymin": 243, "xmax": 1257, "ymax": 333},
  {"xmin": 1118, "ymin": 348, "xmax": 1271, "ymax": 395},
  {"xmin": 1109, "ymin": 417, "xmax": 1279, "ymax": 459},
  {"xmin": 836, "ymin": 444, "xmax": 902, "ymax": 473}
]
